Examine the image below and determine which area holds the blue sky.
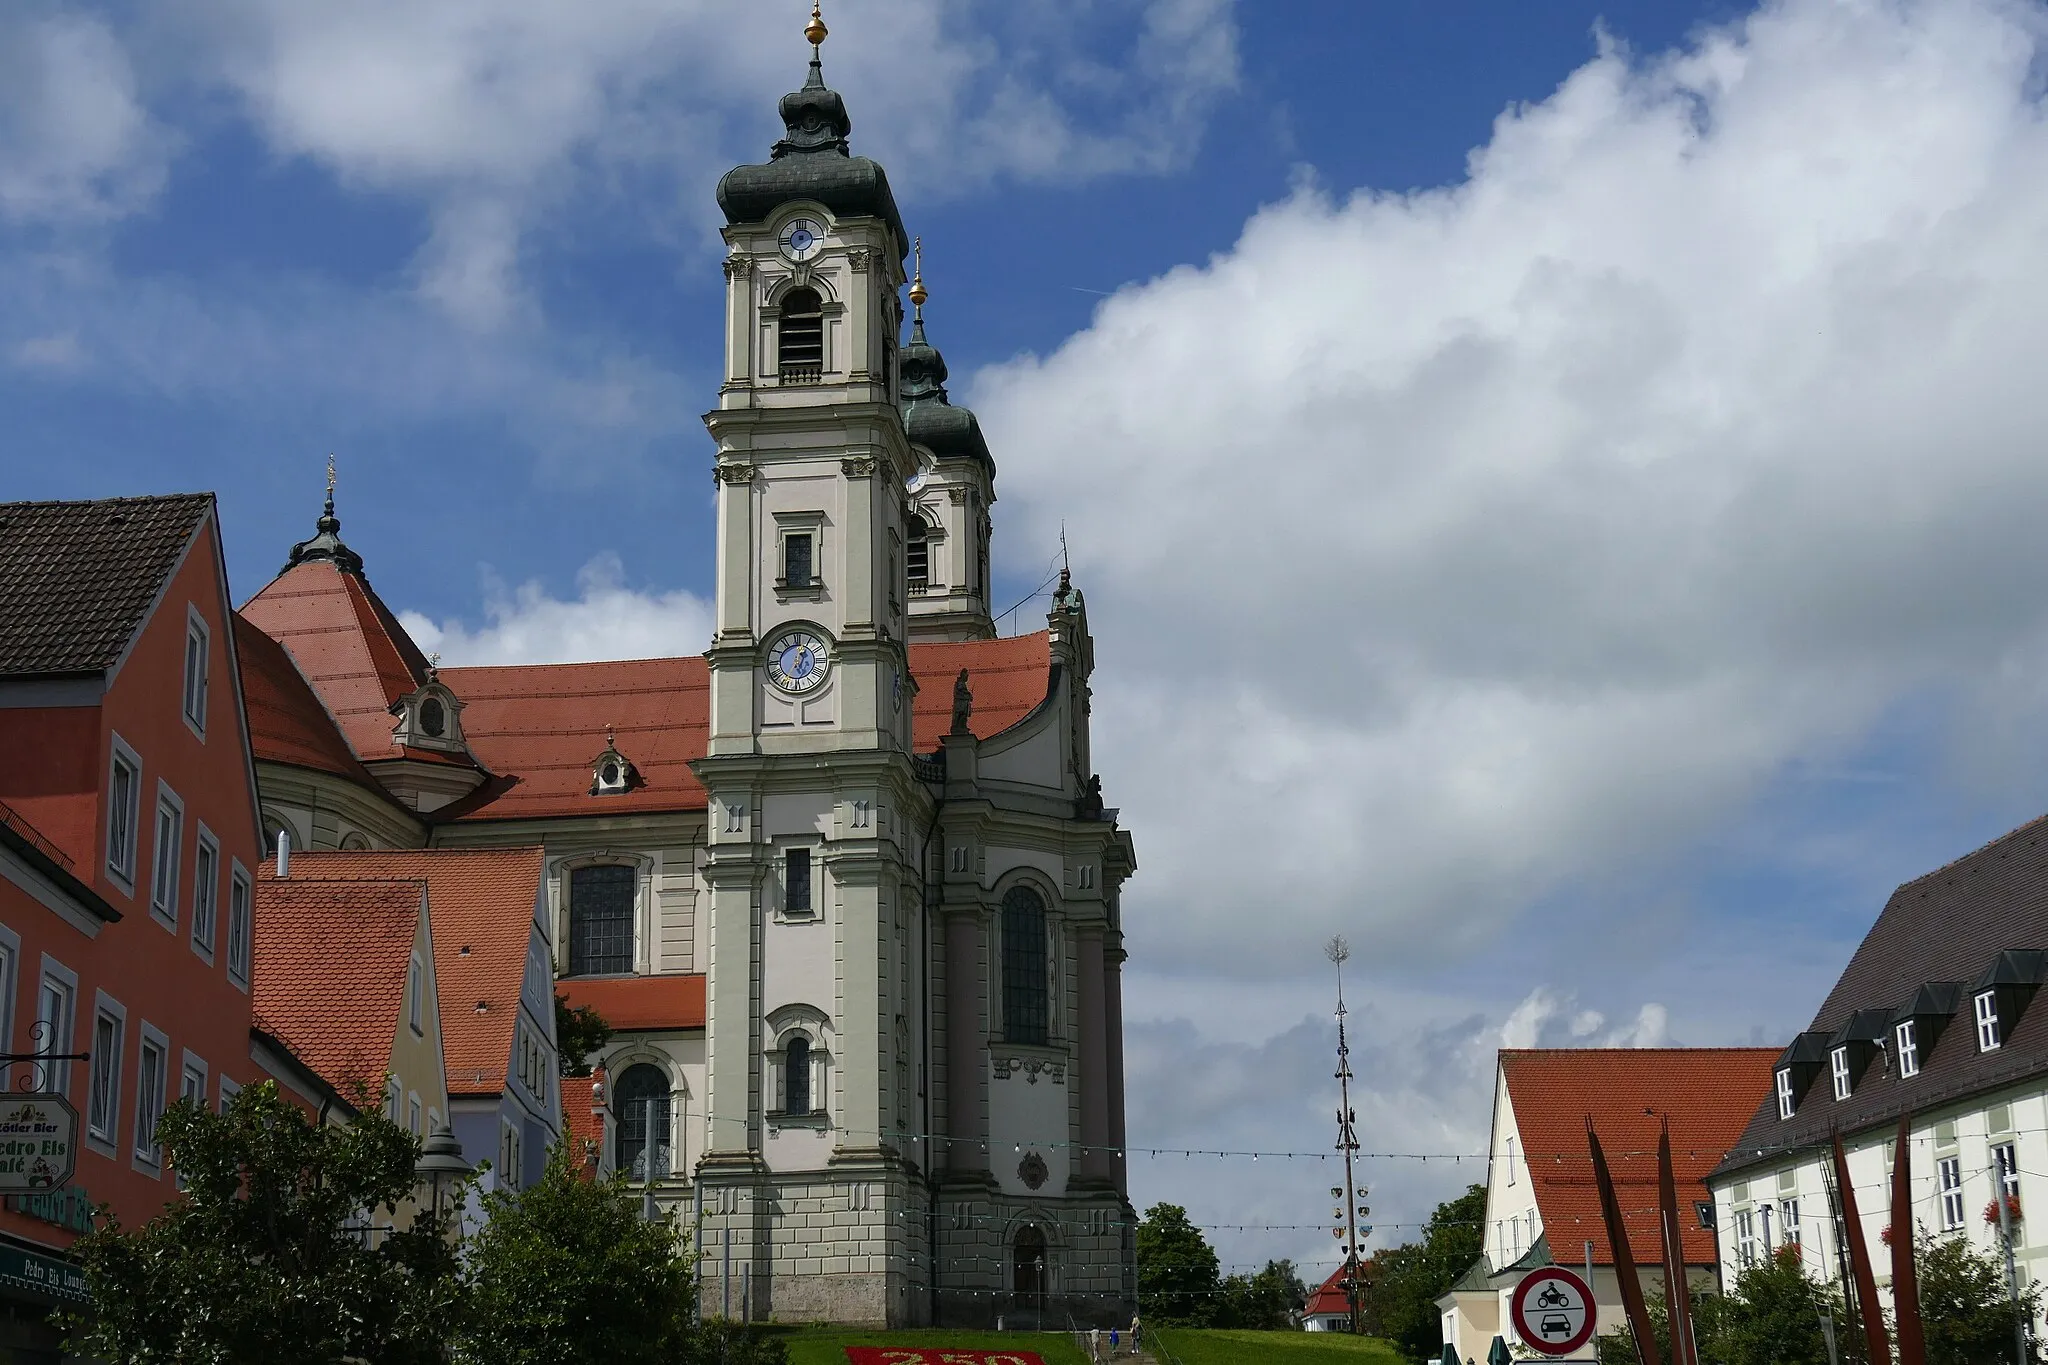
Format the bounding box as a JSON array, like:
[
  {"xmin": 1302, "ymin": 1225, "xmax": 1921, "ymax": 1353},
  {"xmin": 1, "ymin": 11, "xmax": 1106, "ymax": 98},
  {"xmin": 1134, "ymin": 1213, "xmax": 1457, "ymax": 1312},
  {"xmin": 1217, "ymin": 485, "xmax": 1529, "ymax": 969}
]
[{"xmin": 13, "ymin": 0, "xmax": 2048, "ymax": 1277}]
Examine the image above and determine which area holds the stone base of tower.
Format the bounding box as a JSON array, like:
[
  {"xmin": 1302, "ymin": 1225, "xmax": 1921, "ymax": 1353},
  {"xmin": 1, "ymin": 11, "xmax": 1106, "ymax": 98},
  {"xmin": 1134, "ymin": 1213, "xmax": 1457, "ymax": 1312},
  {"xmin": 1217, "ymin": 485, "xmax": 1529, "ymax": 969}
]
[{"xmin": 928, "ymin": 1185, "xmax": 1136, "ymax": 1330}]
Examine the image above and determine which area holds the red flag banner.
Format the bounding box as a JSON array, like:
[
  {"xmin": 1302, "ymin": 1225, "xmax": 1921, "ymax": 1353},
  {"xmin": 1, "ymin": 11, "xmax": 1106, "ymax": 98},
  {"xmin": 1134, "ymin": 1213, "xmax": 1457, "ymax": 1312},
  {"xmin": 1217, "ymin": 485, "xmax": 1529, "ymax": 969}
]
[{"xmin": 844, "ymin": 1350, "xmax": 1049, "ymax": 1365}]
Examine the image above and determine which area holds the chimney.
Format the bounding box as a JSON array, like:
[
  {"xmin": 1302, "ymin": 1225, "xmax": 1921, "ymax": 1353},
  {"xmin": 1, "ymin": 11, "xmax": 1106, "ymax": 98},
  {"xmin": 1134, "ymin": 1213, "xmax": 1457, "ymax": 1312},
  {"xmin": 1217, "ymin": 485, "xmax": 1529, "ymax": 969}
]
[{"xmin": 276, "ymin": 829, "xmax": 290, "ymax": 878}]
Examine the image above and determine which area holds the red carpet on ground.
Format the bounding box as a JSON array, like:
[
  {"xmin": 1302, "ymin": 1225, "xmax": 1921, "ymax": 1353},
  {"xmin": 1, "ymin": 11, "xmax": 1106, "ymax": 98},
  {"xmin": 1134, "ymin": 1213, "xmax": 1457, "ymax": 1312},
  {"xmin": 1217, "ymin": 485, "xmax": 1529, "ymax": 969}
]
[{"xmin": 842, "ymin": 1350, "xmax": 1049, "ymax": 1365}]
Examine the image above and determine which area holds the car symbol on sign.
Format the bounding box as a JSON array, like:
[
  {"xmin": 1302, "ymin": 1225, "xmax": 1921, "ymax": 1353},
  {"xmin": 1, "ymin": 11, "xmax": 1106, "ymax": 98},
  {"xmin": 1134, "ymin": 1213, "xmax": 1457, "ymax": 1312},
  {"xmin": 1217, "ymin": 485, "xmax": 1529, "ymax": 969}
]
[{"xmin": 1540, "ymin": 1315, "xmax": 1572, "ymax": 1338}]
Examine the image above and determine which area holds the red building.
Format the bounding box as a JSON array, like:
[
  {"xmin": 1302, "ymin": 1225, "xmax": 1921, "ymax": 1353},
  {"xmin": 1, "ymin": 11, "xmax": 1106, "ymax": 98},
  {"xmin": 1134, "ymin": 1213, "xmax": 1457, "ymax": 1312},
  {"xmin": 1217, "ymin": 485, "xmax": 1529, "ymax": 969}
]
[{"xmin": 0, "ymin": 495, "xmax": 266, "ymax": 1359}]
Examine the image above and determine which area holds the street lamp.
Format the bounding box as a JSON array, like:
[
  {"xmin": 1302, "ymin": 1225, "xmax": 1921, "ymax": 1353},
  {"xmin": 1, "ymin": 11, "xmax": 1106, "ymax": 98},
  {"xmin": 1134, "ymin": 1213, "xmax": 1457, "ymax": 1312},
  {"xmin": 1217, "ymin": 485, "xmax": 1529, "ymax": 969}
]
[{"xmin": 415, "ymin": 1121, "xmax": 472, "ymax": 1223}]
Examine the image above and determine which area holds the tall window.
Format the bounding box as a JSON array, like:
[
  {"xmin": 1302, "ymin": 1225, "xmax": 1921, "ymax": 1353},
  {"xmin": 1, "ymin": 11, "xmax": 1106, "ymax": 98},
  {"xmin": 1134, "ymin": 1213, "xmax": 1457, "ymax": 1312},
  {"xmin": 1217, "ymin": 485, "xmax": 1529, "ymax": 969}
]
[
  {"xmin": 568, "ymin": 865, "xmax": 635, "ymax": 975},
  {"xmin": 613, "ymin": 1064, "xmax": 672, "ymax": 1180},
  {"xmin": 1775, "ymin": 1068, "xmax": 1795, "ymax": 1120},
  {"xmin": 191, "ymin": 827, "xmax": 218, "ymax": 958},
  {"xmin": 227, "ymin": 866, "xmax": 252, "ymax": 987},
  {"xmin": 134, "ymin": 1033, "xmax": 168, "ymax": 1167},
  {"xmin": 1939, "ymin": 1156, "xmax": 1965, "ymax": 1230},
  {"xmin": 87, "ymin": 1008, "xmax": 123, "ymax": 1143},
  {"xmin": 407, "ymin": 956, "xmax": 424, "ymax": 1034},
  {"xmin": 907, "ymin": 521, "xmax": 930, "ymax": 593},
  {"xmin": 1896, "ymin": 1020, "xmax": 1919, "ymax": 1077},
  {"xmin": 784, "ymin": 1036, "xmax": 812, "ymax": 1115},
  {"xmin": 35, "ymin": 972, "xmax": 74, "ymax": 1095},
  {"xmin": 1997, "ymin": 1141, "xmax": 2020, "ymax": 1198},
  {"xmin": 783, "ymin": 533, "xmax": 814, "ymax": 589},
  {"xmin": 1779, "ymin": 1198, "xmax": 1800, "ymax": 1247},
  {"xmin": 785, "ymin": 848, "xmax": 813, "ymax": 917},
  {"xmin": 182, "ymin": 611, "xmax": 209, "ymax": 735},
  {"xmin": 778, "ymin": 288, "xmax": 824, "ymax": 380},
  {"xmin": 149, "ymin": 788, "xmax": 183, "ymax": 928},
  {"xmin": 1976, "ymin": 991, "xmax": 2002, "ymax": 1051},
  {"xmin": 1001, "ymin": 886, "xmax": 1050, "ymax": 1046},
  {"xmin": 1735, "ymin": 1208, "xmax": 1756, "ymax": 1267},
  {"xmin": 1830, "ymin": 1047, "xmax": 1852, "ymax": 1100},
  {"xmin": 107, "ymin": 743, "xmax": 140, "ymax": 885},
  {"xmin": 1505, "ymin": 1136, "xmax": 1517, "ymax": 1185}
]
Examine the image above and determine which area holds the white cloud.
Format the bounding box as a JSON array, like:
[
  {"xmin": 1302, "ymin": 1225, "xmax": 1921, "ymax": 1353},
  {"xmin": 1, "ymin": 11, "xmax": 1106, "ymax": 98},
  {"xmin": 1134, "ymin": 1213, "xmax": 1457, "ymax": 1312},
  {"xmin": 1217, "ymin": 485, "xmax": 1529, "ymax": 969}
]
[
  {"xmin": 1499, "ymin": 988, "xmax": 1671, "ymax": 1049},
  {"xmin": 401, "ymin": 553, "xmax": 712, "ymax": 666},
  {"xmin": 975, "ymin": 0, "xmax": 2048, "ymax": 976},
  {"xmin": 0, "ymin": 12, "xmax": 167, "ymax": 223},
  {"xmin": 162, "ymin": 0, "xmax": 1238, "ymax": 324}
]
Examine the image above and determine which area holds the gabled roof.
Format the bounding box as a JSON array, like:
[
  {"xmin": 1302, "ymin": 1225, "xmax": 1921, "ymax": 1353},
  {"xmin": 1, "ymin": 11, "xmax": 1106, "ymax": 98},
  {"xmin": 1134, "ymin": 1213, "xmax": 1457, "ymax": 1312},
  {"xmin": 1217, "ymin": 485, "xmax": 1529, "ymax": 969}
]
[
  {"xmin": 265, "ymin": 848, "xmax": 544, "ymax": 1097},
  {"xmin": 234, "ymin": 613, "xmax": 383, "ymax": 784},
  {"xmin": 557, "ymin": 974, "xmax": 705, "ymax": 1032},
  {"xmin": 1500, "ymin": 1048, "xmax": 1777, "ymax": 1267},
  {"xmin": 910, "ymin": 632, "xmax": 1052, "ymax": 752},
  {"xmin": 0, "ymin": 494, "xmax": 212, "ymax": 677},
  {"xmin": 239, "ymin": 558, "xmax": 433, "ymax": 761},
  {"xmin": 1304, "ymin": 1262, "xmax": 1360, "ymax": 1318},
  {"xmin": 1720, "ymin": 810, "xmax": 2048, "ymax": 1177},
  {"xmin": 253, "ymin": 878, "xmax": 423, "ymax": 1098}
]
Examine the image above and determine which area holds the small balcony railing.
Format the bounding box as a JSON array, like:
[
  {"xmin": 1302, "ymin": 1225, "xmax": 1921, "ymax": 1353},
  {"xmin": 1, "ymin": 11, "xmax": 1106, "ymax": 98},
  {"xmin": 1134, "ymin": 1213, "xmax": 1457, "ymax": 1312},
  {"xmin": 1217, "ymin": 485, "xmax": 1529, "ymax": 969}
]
[{"xmin": 779, "ymin": 365, "xmax": 823, "ymax": 385}]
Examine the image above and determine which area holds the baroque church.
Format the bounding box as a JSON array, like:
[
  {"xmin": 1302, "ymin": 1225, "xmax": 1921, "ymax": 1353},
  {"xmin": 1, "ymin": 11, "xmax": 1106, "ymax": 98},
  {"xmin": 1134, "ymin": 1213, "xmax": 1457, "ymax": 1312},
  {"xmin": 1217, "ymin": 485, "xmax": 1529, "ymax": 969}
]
[{"xmin": 234, "ymin": 9, "xmax": 1138, "ymax": 1329}]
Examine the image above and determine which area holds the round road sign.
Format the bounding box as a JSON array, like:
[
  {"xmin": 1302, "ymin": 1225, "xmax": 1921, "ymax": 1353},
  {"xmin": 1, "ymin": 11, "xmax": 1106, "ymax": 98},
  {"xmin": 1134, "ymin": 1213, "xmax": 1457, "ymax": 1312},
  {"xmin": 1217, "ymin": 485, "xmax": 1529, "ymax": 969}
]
[{"xmin": 1510, "ymin": 1266, "xmax": 1596, "ymax": 1356}]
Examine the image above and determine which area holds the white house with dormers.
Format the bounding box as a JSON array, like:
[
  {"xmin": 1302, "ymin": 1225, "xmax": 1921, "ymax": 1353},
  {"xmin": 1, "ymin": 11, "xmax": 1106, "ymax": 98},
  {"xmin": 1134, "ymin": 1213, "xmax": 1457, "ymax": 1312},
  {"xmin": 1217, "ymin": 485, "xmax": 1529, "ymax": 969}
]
[
  {"xmin": 227, "ymin": 13, "xmax": 1137, "ymax": 1330},
  {"xmin": 1708, "ymin": 813, "xmax": 2048, "ymax": 1338}
]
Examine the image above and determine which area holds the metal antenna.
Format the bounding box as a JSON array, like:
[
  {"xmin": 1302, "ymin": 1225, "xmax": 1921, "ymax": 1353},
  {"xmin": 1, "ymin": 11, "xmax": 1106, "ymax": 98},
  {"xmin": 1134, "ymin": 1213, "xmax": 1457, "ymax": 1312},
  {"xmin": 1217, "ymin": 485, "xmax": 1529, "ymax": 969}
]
[{"xmin": 1326, "ymin": 936, "xmax": 1366, "ymax": 1335}]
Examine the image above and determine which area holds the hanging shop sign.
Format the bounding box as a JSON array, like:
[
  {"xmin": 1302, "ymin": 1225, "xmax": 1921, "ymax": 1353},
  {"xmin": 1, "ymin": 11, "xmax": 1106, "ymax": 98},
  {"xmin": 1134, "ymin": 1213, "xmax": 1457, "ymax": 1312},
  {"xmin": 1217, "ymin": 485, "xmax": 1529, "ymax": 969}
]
[
  {"xmin": 0, "ymin": 1245, "xmax": 88, "ymax": 1304},
  {"xmin": 0, "ymin": 1097, "xmax": 77, "ymax": 1193}
]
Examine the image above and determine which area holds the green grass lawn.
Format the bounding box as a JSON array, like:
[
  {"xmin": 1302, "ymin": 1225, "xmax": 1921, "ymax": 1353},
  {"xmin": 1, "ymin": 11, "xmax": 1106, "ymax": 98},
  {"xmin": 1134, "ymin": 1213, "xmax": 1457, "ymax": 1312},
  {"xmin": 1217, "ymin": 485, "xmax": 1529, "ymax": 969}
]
[
  {"xmin": 1150, "ymin": 1329, "xmax": 1408, "ymax": 1365},
  {"xmin": 772, "ymin": 1327, "xmax": 1093, "ymax": 1365}
]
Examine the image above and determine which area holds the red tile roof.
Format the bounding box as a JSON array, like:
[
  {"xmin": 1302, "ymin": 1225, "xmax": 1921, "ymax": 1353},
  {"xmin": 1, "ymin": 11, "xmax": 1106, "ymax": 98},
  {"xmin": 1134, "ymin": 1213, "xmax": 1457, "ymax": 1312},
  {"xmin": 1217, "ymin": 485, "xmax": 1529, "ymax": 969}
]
[
  {"xmin": 234, "ymin": 614, "xmax": 380, "ymax": 783},
  {"xmin": 557, "ymin": 974, "xmax": 705, "ymax": 1032},
  {"xmin": 1304, "ymin": 1264, "xmax": 1358, "ymax": 1318},
  {"xmin": 910, "ymin": 633, "xmax": 1052, "ymax": 752},
  {"xmin": 253, "ymin": 878, "xmax": 423, "ymax": 1099},
  {"xmin": 266, "ymin": 848, "xmax": 545, "ymax": 1097},
  {"xmin": 239, "ymin": 561, "xmax": 433, "ymax": 761},
  {"xmin": 435, "ymin": 657, "xmax": 710, "ymax": 821},
  {"xmin": 561, "ymin": 1074, "xmax": 603, "ymax": 1175},
  {"xmin": 1500, "ymin": 1048, "xmax": 1778, "ymax": 1267}
]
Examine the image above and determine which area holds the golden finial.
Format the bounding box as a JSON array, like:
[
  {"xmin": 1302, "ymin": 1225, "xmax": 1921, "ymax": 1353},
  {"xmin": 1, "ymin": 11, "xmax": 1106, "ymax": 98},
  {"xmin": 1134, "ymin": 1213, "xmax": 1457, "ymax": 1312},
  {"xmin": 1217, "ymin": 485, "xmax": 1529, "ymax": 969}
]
[
  {"xmin": 325, "ymin": 453, "xmax": 336, "ymax": 496},
  {"xmin": 805, "ymin": 1, "xmax": 828, "ymax": 48},
  {"xmin": 908, "ymin": 236, "xmax": 927, "ymax": 317}
]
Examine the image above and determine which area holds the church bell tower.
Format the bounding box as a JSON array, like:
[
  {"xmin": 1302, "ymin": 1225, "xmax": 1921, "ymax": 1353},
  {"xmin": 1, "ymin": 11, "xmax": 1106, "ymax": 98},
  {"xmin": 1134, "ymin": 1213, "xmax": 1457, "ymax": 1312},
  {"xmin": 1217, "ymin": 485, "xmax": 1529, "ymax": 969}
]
[{"xmin": 691, "ymin": 4, "xmax": 934, "ymax": 1327}]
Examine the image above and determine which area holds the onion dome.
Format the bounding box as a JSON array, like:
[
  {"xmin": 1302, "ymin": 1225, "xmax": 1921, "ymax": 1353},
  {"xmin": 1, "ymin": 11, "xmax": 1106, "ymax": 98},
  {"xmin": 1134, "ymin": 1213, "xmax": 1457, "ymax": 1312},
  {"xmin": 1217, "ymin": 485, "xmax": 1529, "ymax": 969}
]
[
  {"xmin": 900, "ymin": 253, "xmax": 993, "ymax": 470},
  {"xmin": 716, "ymin": 5, "xmax": 907, "ymax": 260},
  {"xmin": 286, "ymin": 457, "xmax": 364, "ymax": 575}
]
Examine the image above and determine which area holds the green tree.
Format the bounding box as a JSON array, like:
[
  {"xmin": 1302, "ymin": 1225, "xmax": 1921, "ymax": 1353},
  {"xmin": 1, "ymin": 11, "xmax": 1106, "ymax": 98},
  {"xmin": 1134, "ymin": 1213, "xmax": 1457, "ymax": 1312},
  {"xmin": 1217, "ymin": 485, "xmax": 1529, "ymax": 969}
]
[
  {"xmin": 1917, "ymin": 1230, "xmax": 2041, "ymax": 1365},
  {"xmin": 1137, "ymin": 1203, "xmax": 1221, "ymax": 1326},
  {"xmin": 555, "ymin": 993, "xmax": 614, "ymax": 1076},
  {"xmin": 1215, "ymin": 1258, "xmax": 1308, "ymax": 1329},
  {"xmin": 1368, "ymin": 1183, "xmax": 1486, "ymax": 1358},
  {"xmin": 63, "ymin": 1080, "xmax": 463, "ymax": 1365},
  {"xmin": 458, "ymin": 1143, "xmax": 722, "ymax": 1365}
]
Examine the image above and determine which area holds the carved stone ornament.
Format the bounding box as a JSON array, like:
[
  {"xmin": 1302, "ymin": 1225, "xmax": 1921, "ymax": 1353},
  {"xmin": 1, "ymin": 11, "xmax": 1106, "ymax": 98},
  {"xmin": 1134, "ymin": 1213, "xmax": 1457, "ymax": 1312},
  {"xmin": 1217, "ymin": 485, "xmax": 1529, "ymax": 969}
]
[
  {"xmin": 841, "ymin": 457, "xmax": 879, "ymax": 479},
  {"xmin": 992, "ymin": 1053, "xmax": 1066, "ymax": 1085},
  {"xmin": 847, "ymin": 249, "xmax": 872, "ymax": 273},
  {"xmin": 947, "ymin": 486, "xmax": 969, "ymax": 505},
  {"xmin": 721, "ymin": 254, "xmax": 753, "ymax": 280},
  {"xmin": 715, "ymin": 463, "xmax": 757, "ymax": 485},
  {"xmin": 1018, "ymin": 1151, "xmax": 1049, "ymax": 1191}
]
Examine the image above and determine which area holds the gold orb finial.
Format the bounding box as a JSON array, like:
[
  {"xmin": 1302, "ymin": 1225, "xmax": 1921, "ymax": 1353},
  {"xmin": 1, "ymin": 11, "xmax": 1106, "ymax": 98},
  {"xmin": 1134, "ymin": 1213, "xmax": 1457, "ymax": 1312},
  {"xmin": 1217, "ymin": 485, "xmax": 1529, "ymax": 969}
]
[
  {"xmin": 908, "ymin": 236, "xmax": 928, "ymax": 316},
  {"xmin": 805, "ymin": 2, "xmax": 828, "ymax": 48}
]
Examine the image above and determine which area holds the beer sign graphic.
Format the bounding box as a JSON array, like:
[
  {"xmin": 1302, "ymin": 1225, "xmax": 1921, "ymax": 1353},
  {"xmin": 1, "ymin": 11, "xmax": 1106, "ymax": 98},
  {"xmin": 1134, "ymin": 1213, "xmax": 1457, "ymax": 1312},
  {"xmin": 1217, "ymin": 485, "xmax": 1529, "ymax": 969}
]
[{"xmin": 0, "ymin": 1098, "xmax": 78, "ymax": 1193}]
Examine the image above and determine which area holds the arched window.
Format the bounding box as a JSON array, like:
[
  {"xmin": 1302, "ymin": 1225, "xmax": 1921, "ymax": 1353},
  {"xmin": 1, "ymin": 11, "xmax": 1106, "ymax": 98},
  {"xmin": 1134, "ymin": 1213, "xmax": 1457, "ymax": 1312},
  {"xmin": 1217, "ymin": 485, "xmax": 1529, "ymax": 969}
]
[
  {"xmin": 612, "ymin": 1063, "xmax": 671, "ymax": 1181},
  {"xmin": 784, "ymin": 1035, "xmax": 812, "ymax": 1114},
  {"xmin": 1002, "ymin": 886, "xmax": 1049, "ymax": 1046},
  {"xmin": 1013, "ymin": 1225, "xmax": 1048, "ymax": 1307},
  {"xmin": 779, "ymin": 288, "xmax": 824, "ymax": 381},
  {"xmin": 906, "ymin": 519, "xmax": 930, "ymax": 594},
  {"xmin": 568, "ymin": 864, "xmax": 635, "ymax": 976}
]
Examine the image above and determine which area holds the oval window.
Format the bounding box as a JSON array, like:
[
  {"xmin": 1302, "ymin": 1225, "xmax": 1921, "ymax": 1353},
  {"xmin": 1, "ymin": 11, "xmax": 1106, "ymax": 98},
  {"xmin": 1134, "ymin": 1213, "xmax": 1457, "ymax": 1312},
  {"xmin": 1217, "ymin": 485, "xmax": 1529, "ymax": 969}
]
[
  {"xmin": 601, "ymin": 761, "xmax": 619, "ymax": 786},
  {"xmin": 419, "ymin": 697, "xmax": 446, "ymax": 738}
]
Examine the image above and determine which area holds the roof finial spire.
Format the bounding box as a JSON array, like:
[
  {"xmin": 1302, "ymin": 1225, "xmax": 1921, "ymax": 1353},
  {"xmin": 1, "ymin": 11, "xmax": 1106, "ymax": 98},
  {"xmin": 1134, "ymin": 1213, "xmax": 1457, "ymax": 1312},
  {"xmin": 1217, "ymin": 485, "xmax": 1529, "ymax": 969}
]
[
  {"xmin": 286, "ymin": 452, "xmax": 364, "ymax": 574},
  {"xmin": 909, "ymin": 236, "xmax": 927, "ymax": 324},
  {"xmin": 318, "ymin": 454, "xmax": 340, "ymax": 535},
  {"xmin": 806, "ymin": 1, "xmax": 828, "ymax": 48}
]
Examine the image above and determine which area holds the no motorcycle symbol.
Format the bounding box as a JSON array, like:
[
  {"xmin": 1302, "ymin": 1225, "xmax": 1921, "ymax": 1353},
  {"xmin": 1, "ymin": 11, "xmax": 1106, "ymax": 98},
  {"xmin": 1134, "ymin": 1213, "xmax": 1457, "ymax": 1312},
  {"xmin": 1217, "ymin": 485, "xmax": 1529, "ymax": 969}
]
[{"xmin": 1509, "ymin": 1266, "xmax": 1596, "ymax": 1356}]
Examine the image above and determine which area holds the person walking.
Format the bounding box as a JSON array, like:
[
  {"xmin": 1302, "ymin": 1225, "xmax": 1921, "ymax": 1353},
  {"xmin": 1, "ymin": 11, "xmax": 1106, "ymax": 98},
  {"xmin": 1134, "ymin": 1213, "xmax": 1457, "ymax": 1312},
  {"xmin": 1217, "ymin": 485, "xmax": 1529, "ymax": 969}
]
[
  {"xmin": 1089, "ymin": 1327, "xmax": 1103, "ymax": 1362},
  {"xmin": 1109, "ymin": 1326, "xmax": 1121, "ymax": 1357},
  {"xmin": 1130, "ymin": 1313, "xmax": 1142, "ymax": 1355}
]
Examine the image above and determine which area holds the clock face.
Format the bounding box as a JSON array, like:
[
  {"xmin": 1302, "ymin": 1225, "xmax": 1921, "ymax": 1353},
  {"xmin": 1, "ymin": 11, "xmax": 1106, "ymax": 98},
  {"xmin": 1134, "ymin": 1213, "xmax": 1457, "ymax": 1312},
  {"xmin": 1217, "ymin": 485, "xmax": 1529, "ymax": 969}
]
[
  {"xmin": 780, "ymin": 218, "xmax": 824, "ymax": 262},
  {"xmin": 766, "ymin": 629, "xmax": 830, "ymax": 694}
]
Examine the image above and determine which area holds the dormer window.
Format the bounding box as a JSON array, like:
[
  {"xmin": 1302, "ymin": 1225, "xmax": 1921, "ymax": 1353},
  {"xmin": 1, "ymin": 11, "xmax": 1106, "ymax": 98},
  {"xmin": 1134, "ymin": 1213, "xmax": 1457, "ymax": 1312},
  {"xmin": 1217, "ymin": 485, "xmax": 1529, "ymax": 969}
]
[
  {"xmin": 391, "ymin": 681, "xmax": 467, "ymax": 753},
  {"xmin": 1896, "ymin": 1019, "xmax": 1920, "ymax": 1077},
  {"xmin": 1977, "ymin": 990, "xmax": 2003, "ymax": 1051},
  {"xmin": 779, "ymin": 288, "xmax": 824, "ymax": 383},
  {"xmin": 1830, "ymin": 1047, "xmax": 1852, "ymax": 1100},
  {"xmin": 588, "ymin": 729, "xmax": 637, "ymax": 796},
  {"xmin": 1776, "ymin": 1068, "xmax": 1795, "ymax": 1120}
]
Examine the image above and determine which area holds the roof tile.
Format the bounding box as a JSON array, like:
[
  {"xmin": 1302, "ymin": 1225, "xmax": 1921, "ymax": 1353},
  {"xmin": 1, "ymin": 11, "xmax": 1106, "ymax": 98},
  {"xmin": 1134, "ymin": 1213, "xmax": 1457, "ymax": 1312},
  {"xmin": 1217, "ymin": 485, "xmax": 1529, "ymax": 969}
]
[
  {"xmin": 0, "ymin": 495, "xmax": 212, "ymax": 676},
  {"xmin": 253, "ymin": 879, "xmax": 422, "ymax": 1098},
  {"xmin": 558, "ymin": 974, "xmax": 704, "ymax": 1032}
]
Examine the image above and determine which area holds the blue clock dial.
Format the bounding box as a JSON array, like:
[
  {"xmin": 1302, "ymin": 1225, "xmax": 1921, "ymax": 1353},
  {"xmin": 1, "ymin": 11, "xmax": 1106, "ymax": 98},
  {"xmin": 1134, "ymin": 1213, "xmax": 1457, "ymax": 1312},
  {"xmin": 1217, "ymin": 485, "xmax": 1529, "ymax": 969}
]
[
  {"xmin": 780, "ymin": 218, "xmax": 824, "ymax": 262},
  {"xmin": 766, "ymin": 629, "xmax": 830, "ymax": 693}
]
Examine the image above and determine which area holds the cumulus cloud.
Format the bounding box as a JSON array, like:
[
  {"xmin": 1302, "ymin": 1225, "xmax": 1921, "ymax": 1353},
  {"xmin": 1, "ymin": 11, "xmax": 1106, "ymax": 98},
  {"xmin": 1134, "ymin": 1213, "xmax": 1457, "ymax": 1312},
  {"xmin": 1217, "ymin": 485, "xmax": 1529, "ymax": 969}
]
[
  {"xmin": 401, "ymin": 553, "xmax": 712, "ymax": 665},
  {"xmin": 975, "ymin": 0, "xmax": 2048, "ymax": 976},
  {"xmin": 0, "ymin": 11, "xmax": 167, "ymax": 223},
  {"xmin": 162, "ymin": 0, "xmax": 1238, "ymax": 324}
]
